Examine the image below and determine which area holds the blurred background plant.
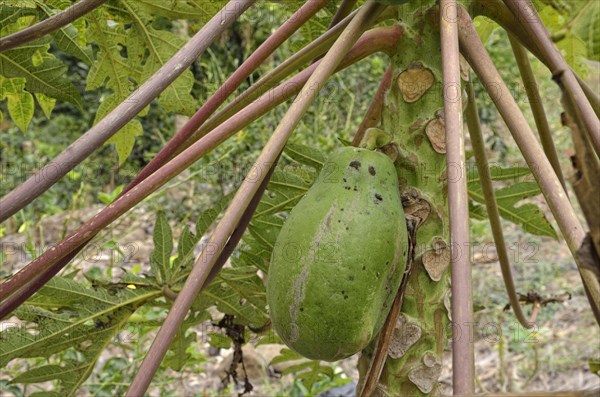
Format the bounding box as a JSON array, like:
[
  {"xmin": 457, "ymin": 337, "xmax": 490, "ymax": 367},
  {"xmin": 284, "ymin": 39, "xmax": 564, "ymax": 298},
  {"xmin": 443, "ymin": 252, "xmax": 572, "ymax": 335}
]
[{"xmin": 0, "ymin": 1, "xmax": 598, "ymax": 395}]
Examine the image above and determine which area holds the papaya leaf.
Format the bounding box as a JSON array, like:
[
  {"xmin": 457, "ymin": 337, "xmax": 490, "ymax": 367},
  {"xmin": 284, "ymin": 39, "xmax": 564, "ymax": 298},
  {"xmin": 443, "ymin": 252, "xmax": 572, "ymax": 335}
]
[
  {"xmin": 254, "ymin": 170, "xmax": 313, "ymax": 217},
  {"xmin": 473, "ymin": 16, "xmax": 499, "ymax": 45},
  {"xmin": 535, "ymin": 0, "xmax": 585, "ymax": 14},
  {"xmin": 255, "ymin": 332, "xmax": 283, "ymax": 346},
  {"xmin": 34, "ymin": 92, "xmax": 56, "ymax": 118},
  {"xmin": 200, "ymin": 281, "xmax": 268, "ymax": 327},
  {"xmin": 91, "ymin": 93, "xmax": 144, "ymax": 165},
  {"xmin": 241, "ymin": 234, "xmax": 272, "ymax": 264},
  {"xmin": 150, "ymin": 211, "xmax": 174, "ymax": 284},
  {"xmin": 116, "ymin": 271, "xmax": 159, "ymax": 288},
  {"xmin": 467, "ymin": 164, "xmax": 532, "ymax": 184},
  {"xmin": 14, "ymin": 305, "xmax": 71, "ymax": 323},
  {"xmin": 171, "ymin": 224, "xmax": 197, "ymax": 273},
  {"xmin": 270, "ymin": 347, "xmax": 305, "ymax": 366},
  {"xmin": 163, "ymin": 192, "xmax": 271, "ymax": 328},
  {"xmin": 288, "ymin": 1, "xmax": 338, "ymax": 54},
  {"xmin": 467, "ymin": 165, "xmax": 553, "ymax": 231},
  {"xmin": 115, "ymin": 0, "xmax": 196, "ymax": 116},
  {"xmin": 34, "ymin": 0, "xmax": 93, "ymax": 65},
  {"xmin": 536, "ymin": 0, "xmax": 598, "ymax": 55},
  {"xmin": 22, "ymin": 276, "xmax": 114, "ymax": 308},
  {"xmin": 284, "ymin": 143, "xmax": 326, "ymax": 170},
  {"xmin": 196, "ymin": 194, "xmax": 233, "ymax": 236},
  {"xmin": 85, "ymin": 8, "xmax": 143, "ymax": 163},
  {"xmin": 0, "ymin": 76, "xmax": 34, "ymax": 132},
  {"xmin": 0, "ymin": 1, "xmax": 38, "ymax": 33},
  {"xmin": 10, "ymin": 309, "xmax": 130, "ymax": 396},
  {"xmin": 294, "ymin": 362, "xmax": 336, "ymax": 391},
  {"xmin": 105, "ymin": 117, "xmax": 143, "ymax": 166},
  {"xmin": 97, "ymin": 184, "xmax": 124, "ymax": 205},
  {"xmin": 536, "ymin": 1, "xmax": 591, "ymax": 76},
  {"xmin": 537, "ymin": 2, "xmax": 565, "ymax": 31},
  {"xmin": 47, "ymin": 0, "xmax": 228, "ymax": 162},
  {"xmin": 30, "ymin": 392, "xmax": 62, "ymax": 397},
  {"xmin": 571, "ymin": 1, "xmax": 600, "ymax": 61},
  {"xmin": 0, "ymin": 38, "xmax": 81, "ymax": 106},
  {"xmin": 218, "ymin": 267, "xmax": 268, "ymax": 315},
  {"xmin": 136, "ymin": 0, "xmax": 227, "ymax": 20},
  {"xmin": 270, "ymin": 349, "xmax": 335, "ymax": 391},
  {"xmin": 85, "ymin": 9, "xmax": 137, "ymax": 97},
  {"xmin": 169, "ymin": 194, "xmax": 232, "ymax": 286},
  {"xmin": 163, "ymin": 328, "xmax": 196, "ymax": 371},
  {"xmin": 237, "ymin": 250, "xmax": 269, "ymax": 273},
  {"xmin": 468, "ymin": 181, "xmax": 557, "ymax": 238},
  {"xmin": 208, "ymin": 332, "xmax": 232, "ymax": 349},
  {"xmin": 0, "ymin": 0, "xmax": 36, "ymax": 7},
  {"xmin": 248, "ymin": 215, "xmax": 285, "ymax": 252},
  {"xmin": 556, "ymin": 33, "xmax": 589, "ymax": 78},
  {"xmin": 469, "ymin": 201, "xmax": 488, "ymax": 221},
  {"xmin": 1, "ymin": 277, "xmax": 161, "ymax": 396}
]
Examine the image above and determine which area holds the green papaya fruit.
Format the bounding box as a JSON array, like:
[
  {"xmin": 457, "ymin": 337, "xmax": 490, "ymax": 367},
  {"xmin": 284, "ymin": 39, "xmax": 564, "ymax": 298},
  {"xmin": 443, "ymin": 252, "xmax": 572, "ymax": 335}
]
[{"xmin": 267, "ymin": 146, "xmax": 408, "ymax": 361}]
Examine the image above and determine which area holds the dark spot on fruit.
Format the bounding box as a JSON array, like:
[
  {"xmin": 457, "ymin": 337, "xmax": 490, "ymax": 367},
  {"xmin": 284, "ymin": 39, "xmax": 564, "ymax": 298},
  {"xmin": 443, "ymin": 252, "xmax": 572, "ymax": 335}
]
[
  {"xmin": 403, "ymin": 250, "xmax": 407, "ymax": 256},
  {"xmin": 344, "ymin": 295, "xmax": 349, "ymax": 300},
  {"xmin": 344, "ymin": 186, "xmax": 351, "ymax": 190},
  {"xmin": 343, "ymin": 178, "xmax": 347, "ymax": 182},
  {"xmin": 369, "ymin": 166, "xmax": 376, "ymax": 175},
  {"xmin": 374, "ymin": 193, "xmax": 383, "ymax": 203},
  {"xmin": 341, "ymin": 290, "xmax": 345, "ymax": 294},
  {"xmin": 300, "ymin": 307, "xmax": 304, "ymax": 312},
  {"xmin": 362, "ymin": 266, "xmax": 366, "ymax": 271},
  {"xmin": 386, "ymin": 260, "xmax": 390, "ymax": 265},
  {"xmin": 345, "ymin": 227, "xmax": 349, "ymax": 231},
  {"xmin": 338, "ymin": 220, "xmax": 341, "ymax": 223},
  {"xmin": 348, "ymin": 276, "xmax": 354, "ymax": 281},
  {"xmin": 353, "ymin": 186, "xmax": 358, "ymax": 191},
  {"xmin": 341, "ymin": 208, "xmax": 344, "ymax": 211},
  {"xmin": 349, "ymin": 160, "xmax": 361, "ymax": 170}
]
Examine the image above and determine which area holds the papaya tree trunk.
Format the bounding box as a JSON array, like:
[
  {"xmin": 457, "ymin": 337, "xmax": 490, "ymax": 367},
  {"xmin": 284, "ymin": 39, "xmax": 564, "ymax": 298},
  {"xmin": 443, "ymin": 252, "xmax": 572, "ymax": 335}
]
[{"xmin": 358, "ymin": 7, "xmax": 452, "ymax": 396}]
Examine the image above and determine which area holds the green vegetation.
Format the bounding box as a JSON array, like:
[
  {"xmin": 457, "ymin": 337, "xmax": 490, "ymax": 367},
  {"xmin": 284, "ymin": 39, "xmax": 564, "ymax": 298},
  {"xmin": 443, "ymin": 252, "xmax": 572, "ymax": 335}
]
[{"xmin": 1, "ymin": 1, "xmax": 598, "ymax": 396}]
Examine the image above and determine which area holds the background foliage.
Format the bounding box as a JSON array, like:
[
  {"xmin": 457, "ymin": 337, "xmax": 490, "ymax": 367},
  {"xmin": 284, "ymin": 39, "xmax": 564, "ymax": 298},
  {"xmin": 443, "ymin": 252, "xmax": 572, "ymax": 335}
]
[{"xmin": 0, "ymin": 0, "xmax": 599, "ymax": 395}]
